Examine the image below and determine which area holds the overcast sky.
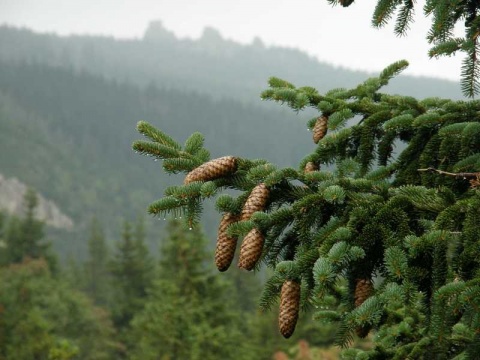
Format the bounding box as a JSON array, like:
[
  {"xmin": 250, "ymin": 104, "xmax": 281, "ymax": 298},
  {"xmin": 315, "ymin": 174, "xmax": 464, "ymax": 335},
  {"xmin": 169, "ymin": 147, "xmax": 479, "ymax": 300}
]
[{"xmin": 0, "ymin": 0, "xmax": 464, "ymax": 82}]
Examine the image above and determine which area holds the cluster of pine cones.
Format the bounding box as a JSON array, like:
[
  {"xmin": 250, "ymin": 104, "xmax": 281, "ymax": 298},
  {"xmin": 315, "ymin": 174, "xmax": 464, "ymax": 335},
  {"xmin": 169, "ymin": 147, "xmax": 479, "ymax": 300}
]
[
  {"xmin": 181, "ymin": 115, "xmax": 374, "ymax": 338},
  {"xmin": 183, "ymin": 155, "xmax": 301, "ymax": 337}
]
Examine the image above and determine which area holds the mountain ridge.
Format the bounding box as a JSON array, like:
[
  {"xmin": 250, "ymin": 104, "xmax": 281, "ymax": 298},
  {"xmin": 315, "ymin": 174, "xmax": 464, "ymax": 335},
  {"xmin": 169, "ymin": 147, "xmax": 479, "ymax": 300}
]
[{"xmin": 0, "ymin": 23, "xmax": 464, "ymax": 102}]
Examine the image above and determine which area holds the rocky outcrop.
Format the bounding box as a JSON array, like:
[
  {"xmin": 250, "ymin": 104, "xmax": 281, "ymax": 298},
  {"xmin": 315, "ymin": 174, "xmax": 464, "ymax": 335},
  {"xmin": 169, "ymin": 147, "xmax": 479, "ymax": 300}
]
[
  {"xmin": 143, "ymin": 20, "xmax": 176, "ymax": 43},
  {"xmin": 0, "ymin": 174, "xmax": 73, "ymax": 230}
]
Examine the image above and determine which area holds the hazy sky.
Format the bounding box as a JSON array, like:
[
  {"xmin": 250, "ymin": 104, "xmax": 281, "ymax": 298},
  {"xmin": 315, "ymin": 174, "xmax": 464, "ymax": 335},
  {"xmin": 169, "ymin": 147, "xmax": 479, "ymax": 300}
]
[{"xmin": 0, "ymin": 0, "xmax": 464, "ymax": 81}]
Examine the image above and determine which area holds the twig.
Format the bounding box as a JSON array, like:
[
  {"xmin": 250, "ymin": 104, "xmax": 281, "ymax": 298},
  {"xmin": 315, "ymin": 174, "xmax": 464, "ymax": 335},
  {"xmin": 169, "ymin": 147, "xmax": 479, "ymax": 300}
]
[
  {"xmin": 417, "ymin": 167, "xmax": 480, "ymax": 179},
  {"xmin": 418, "ymin": 167, "xmax": 480, "ymax": 188}
]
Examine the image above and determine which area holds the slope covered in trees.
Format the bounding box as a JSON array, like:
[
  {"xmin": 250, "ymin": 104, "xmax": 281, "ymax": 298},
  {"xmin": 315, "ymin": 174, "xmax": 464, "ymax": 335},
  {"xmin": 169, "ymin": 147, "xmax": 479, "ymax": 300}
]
[
  {"xmin": 0, "ymin": 23, "xmax": 463, "ymax": 103},
  {"xmin": 0, "ymin": 60, "xmax": 312, "ymax": 255},
  {"xmin": 0, "ymin": 24, "xmax": 465, "ymax": 256}
]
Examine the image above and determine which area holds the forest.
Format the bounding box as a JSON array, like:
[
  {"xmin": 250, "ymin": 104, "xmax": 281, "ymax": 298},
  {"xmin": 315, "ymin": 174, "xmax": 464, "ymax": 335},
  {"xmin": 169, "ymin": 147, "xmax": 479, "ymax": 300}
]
[{"xmin": 0, "ymin": 6, "xmax": 475, "ymax": 358}]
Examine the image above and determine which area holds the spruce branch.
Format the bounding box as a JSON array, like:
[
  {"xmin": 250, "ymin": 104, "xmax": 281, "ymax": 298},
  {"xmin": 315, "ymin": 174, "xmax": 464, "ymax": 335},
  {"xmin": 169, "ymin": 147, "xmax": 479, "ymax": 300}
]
[
  {"xmin": 134, "ymin": 60, "xmax": 480, "ymax": 349},
  {"xmin": 136, "ymin": 120, "xmax": 181, "ymax": 150},
  {"xmin": 372, "ymin": 0, "xmax": 401, "ymax": 28},
  {"xmin": 394, "ymin": 0, "xmax": 415, "ymax": 37},
  {"xmin": 332, "ymin": 0, "xmax": 480, "ymax": 96}
]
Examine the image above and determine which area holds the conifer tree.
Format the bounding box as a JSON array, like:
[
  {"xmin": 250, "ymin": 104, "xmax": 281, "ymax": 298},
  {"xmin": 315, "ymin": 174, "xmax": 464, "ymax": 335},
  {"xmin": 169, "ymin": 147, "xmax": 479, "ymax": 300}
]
[
  {"xmin": 0, "ymin": 258, "xmax": 117, "ymax": 359},
  {"xmin": 84, "ymin": 217, "xmax": 110, "ymax": 306},
  {"xmin": 132, "ymin": 2, "xmax": 480, "ymax": 358},
  {"xmin": 1, "ymin": 189, "xmax": 56, "ymax": 270},
  {"xmin": 109, "ymin": 220, "xmax": 153, "ymax": 331},
  {"xmin": 129, "ymin": 220, "xmax": 255, "ymax": 360}
]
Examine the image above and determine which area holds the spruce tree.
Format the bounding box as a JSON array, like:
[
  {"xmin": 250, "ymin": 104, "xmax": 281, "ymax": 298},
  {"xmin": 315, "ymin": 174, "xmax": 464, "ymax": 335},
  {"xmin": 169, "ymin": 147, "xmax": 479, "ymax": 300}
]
[
  {"xmin": 132, "ymin": 2, "xmax": 480, "ymax": 358},
  {"xmin": 84, "ymin": 217, "xmax": 110, "ymax": 306},
  {"xmin": 129, "ymin": 220, "xmax": 254, "ymax": 360},
  {"xmin": 109, "ymin": 220, "xmax": 153, "ymax": 331},
  {"xmin": 0, "ymin": 258, "xmax": 117, "ymax": 360},
  {"xmin": 1, "ymin": 189, "xmax": 56, "ymax": 270}
]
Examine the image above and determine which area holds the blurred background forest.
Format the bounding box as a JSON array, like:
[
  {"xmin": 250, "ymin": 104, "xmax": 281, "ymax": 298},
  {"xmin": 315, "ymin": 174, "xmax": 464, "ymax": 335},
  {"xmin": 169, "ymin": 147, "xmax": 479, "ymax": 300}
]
[{"xmin": 0, "ymin": 21, "xmax": 464, "ymax": 359}]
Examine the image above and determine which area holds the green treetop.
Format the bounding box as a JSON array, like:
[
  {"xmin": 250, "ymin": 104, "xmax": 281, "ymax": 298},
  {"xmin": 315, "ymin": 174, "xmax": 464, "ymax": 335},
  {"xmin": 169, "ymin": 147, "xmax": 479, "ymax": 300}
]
[
  {"xmin": 129, "ymin": 220, "xmax": 256, "ymax": 360},
  {"xmin": 109, "ymin": 219, "xmax": 154, "ymax": 332},
  {"xmin": 84, "ymin": 217, "xmax": 110, "ymax": 306},
  {"xmin": 0, "ymin": 189, "xmax": 57, "ymax": 270},
  {"xmin": 0, "ymin": 258, "xmax": 116, "ymax": 360}
]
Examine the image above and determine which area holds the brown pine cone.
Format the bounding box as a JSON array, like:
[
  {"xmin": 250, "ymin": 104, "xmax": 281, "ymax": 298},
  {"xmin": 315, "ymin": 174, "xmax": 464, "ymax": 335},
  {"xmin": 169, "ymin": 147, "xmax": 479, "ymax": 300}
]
[
  {"xmin": 354, "ymin": 278, "xmax": 374, "ymax": 307},
  {"xmin": 184, "ymin": 156, "xmax": 237, "ymax": 184},
  {"xmin": 354, "ymin": 278, "xmax": 374, "ymax": 338},
  {"xmin": 214, "ymin": 213, "xmax": 239, "ymax": 272},
  {"xmin": 241, "ymin": 183, "xmax": 269, "ymax": 221},
  {"xmin": 313, "ymin": 115, "xmax": 328, "ymax": 144},
  {"xmin": 279, "ymin": 280, "xmax": 301, "ymax": 339},
  {"xmin": 355, "ymin": 325, "xmax": 371, "ymax": 338},
  {"xmin": 238, "ymin": 228, "xmax": 264, "ymax": 270},
  {"xmin": 304, "ymin": 161, "xmax": 319, "ymax": 173}
]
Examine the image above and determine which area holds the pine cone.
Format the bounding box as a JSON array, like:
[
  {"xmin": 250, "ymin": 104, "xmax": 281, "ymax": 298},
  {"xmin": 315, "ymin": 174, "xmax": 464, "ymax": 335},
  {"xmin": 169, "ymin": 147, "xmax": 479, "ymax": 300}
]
[
  {"xmin": 355, "ymin": 325, "xmax": 370, "ymax": 338},
  {"xmin": 238, "ymin": 228, "xmax": 264, "ymax": 270},
  {"xmin": 215, "ymin": 213, "xmax": 238, "ymax": 272},
  {"xmin": 241, "ymin": 183, "xmax": 269, "ymax": 221},
  {"xmin": 354, "ymin": 278, "xmax": 374, "ymax": 338},
  {"xmin": 279, "ymin": 280, "xmax": 301, "ymax": 339},
  {"xmin": 304, "ymin": 161, "xmax": 319, "ymax": 173},
  {"xmin": 354, "ymin": 278, "xmax": 374, "ymax": 307},
  {"xmin": 184, "ymin": 156, "xmax": 237, "ymax": 184},
  {"xmin": 313, "ymin": 115, "xmax": 328, "ymax": 144}
]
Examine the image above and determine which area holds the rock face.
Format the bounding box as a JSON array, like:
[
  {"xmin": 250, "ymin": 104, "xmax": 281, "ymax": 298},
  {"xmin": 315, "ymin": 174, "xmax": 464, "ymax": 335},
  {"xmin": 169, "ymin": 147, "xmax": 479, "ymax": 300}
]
[
  {"xmin": 0, "ymin": 174, "xmax": 73, "ymax": 230},
  {"xmin": 143, "ymin": 20, "xmax": 176, "ymax": 43}
]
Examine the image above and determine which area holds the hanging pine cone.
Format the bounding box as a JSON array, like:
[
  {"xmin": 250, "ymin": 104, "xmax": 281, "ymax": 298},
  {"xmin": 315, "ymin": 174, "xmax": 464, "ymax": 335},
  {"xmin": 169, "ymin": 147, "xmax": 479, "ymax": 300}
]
[
  {"xmin": 354, "ymin": 278, "xmax": 374, "ymax": 307},
  {"xmin": 241, "ymin": 183, "xmax": 269, "ymax": 221},
  {"xmin": 214, "ymin": 213, "xmax": 238, "ymax": 272},
  {"xmin": 238, "ymin": 228, "xmax": 264, "ymax": 270},
  {"xmin": 354, "ymin": 278, "xmax": 374, "ymax": 338},
  {"xmin": 279, "ymin": 280, "xmax": 301, "ymax": 339},
  {"xmin": 184, "ymin": 156, "xmax": 237, "ymax": 184},
  {"xmin": 304, "ymin": 161, "xmax": 319, "ymax": 173},
  {"xmin": 312, "ymin": 115, "xmax": 328, "ymax": 144}
]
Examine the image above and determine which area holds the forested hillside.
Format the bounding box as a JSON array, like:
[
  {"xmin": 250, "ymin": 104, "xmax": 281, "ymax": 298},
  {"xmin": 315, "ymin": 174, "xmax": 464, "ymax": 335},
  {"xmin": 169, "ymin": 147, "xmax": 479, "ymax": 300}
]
[
  {"xmin": 0, "ymin": 61, "xmax": 310, "ymax": 256},
  {"xmin": 0, "ymin": 22, "xmax": 463, "ymax": 103},
  {"xmin": 0, "ymin": 23, "xmax": 464, "ymax": 257}
]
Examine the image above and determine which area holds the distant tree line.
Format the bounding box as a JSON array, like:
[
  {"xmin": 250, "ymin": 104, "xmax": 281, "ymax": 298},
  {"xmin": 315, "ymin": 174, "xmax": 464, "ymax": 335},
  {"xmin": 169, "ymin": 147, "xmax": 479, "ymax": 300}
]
[{"xmin": 0, "ymin": 189, "xmax": 345, "ymax": 359}]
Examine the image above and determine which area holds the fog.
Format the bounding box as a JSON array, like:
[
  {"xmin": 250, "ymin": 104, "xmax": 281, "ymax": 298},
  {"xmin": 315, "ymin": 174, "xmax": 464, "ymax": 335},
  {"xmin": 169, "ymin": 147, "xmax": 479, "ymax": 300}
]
[{"xmin": 0, "ymin": 0, "xmax": 465, "ymax": 80}]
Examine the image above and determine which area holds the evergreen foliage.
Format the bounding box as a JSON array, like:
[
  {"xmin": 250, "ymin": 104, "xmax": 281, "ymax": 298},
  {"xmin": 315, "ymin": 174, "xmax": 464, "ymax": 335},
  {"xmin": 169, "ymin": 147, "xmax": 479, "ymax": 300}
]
[
  {"xmin": 0, "ymin": 258, "xmax": 117, "ymax": 360},
  {"xmin": 128, "ymin": 220, "xmax": 255, "ymax": 360},
  {"xmin": 134, "ymin": 60, "xmax": 480, "ymax": 357},
  {"xmin": 109, "ymin": 220, "xmax": 154, "ymax": 331},
  {"xmin": 0, "ymin": 189, "xmax": 57, "ymax": 270},
  {"xmin": 84, "ymin": 217, "xmax": 110, "ymax": 306},
  {"xmin": 331, "ymin": 0, "xmax": 480, "ymax": 97}
]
